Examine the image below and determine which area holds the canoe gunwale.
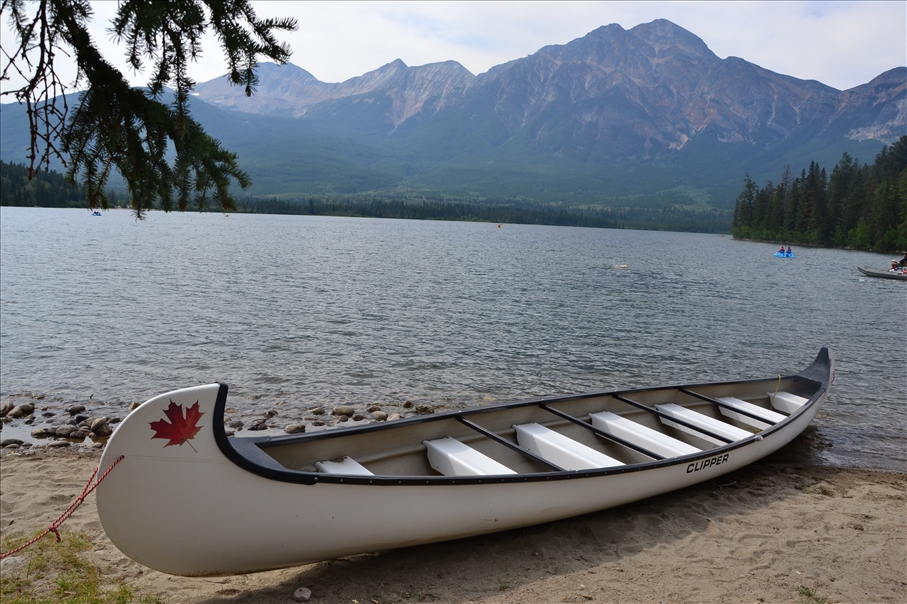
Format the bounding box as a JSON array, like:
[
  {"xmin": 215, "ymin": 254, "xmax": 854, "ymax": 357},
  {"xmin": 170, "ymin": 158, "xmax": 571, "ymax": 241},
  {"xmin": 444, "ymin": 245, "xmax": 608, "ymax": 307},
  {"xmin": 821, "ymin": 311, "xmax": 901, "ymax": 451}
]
[{"xmin": 213, "ymin": 349, "xmax": 832, "ymax": 487}]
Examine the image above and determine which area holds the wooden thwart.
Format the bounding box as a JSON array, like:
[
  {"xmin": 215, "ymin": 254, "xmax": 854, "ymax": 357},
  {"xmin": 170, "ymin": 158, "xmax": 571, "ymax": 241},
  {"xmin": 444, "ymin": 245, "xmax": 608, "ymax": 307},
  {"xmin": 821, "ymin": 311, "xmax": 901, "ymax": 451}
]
[
  {"xmin": 715, "ymin": 396, "xmax": 786, "ymax": 430},
  {"xmin": 589, "ymin": 411, "xmax": 701, "ymax": 458},
  {"xmin": 613, "ymin": 394, "xmax": 737, "ymax": 445},
  {"xmin": 767, "ymin": 391, "xmax": 808, "ymax": 414},
  {"xmin": 654, "ymin": 403, "xmax": 753, "ymax": 446},
  {"xmin": 681, "ymin": 387, "xmax": 786, "ymax": 427},
  {"xmin": 424, "ymin": 437, "xmax": 516, "ymax": 476},
  {"xmin": 540, "ymin": 403, "xmax": 668, "ymax": 460},
  {"xmin": 315, "ymin": 456, "xmax": 374, "ymax": 475},
  {"xmin": 513, "ymin": 423, "xmax": 624, "ymax": 470}
]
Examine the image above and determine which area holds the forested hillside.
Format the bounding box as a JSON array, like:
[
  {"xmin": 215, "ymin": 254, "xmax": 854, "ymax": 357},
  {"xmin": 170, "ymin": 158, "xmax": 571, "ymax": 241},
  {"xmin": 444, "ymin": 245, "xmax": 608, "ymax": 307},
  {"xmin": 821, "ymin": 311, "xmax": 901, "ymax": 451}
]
[
  {"xmin": 0, "ymin": 161, "xmax": 731, "ymax": 232},
  {"xmin": 0, "ymin": 161, "xmax": 86, "ymax": 208},
  {"xmin": 240, "ymin": 195, "xmax": 731, "ymax": 233},
  {"xmin": 731, "ymin": 136, "xmax": 907, "ymax": 252}
]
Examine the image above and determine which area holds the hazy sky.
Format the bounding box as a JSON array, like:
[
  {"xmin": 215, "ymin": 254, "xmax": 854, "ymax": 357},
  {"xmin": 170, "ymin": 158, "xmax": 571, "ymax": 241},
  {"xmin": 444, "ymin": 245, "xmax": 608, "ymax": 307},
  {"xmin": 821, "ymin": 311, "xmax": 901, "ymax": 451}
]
[{"xmin": 3, "ymin": 1, "xmax": 906, "ymax": 94}]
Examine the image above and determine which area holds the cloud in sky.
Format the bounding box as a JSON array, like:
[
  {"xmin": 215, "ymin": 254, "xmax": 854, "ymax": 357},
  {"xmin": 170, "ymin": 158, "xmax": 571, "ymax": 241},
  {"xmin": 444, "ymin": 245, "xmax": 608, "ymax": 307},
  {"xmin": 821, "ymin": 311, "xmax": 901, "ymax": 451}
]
[
  {"xmin": 252, "ymin": 1, "xmax": 905, "ymax": 90},
  {"xmin": 3, "ymin": 1, "xmax": 905, "ymax": 94}
]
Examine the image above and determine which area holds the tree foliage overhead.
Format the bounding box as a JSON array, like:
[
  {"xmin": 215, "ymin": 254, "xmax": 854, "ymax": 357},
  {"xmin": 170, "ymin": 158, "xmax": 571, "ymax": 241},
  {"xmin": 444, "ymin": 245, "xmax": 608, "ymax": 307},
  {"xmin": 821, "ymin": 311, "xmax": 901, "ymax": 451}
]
[
  {"xmin": 731, "ymin": 136, "xmax": 907, "ymax": 253},
  {"xmin": 1, "ymin": 0, "xmax": 296, "ymax": 216}
]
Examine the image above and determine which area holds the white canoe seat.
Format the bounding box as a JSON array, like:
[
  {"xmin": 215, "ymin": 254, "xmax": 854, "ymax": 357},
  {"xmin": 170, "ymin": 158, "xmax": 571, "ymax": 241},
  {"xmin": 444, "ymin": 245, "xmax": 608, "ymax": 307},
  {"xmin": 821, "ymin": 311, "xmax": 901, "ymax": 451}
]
[
  {"xmin": 589, "ymin": 411, "xmax": 700, "ymax": 458},
  {"xmin": 513, "ymin": 423, "xmax": 624, "ymax": 470},
  {"xmin": 717, "ymin": 396, "xmax": 787, "ymax": 430},
  {"xmin": 424, "ymin": 437, "xmax": 517, "ymax": 476},
  {"xmin": 315, "ymin": 456, "xmax": 374, "ymax": 476},
  {"xmin": 654, "ymin": 403, "xmax": 753, "ymax": 446},
  {"xmin": 767, "ymin": 391, "xmax": 808, "ymax": 414}
]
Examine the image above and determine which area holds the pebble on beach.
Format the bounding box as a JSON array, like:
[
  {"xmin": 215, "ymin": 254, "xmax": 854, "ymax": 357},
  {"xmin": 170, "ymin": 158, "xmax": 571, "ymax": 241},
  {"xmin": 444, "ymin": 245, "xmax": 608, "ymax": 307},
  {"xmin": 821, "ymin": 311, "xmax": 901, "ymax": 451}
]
[
  {"xmin": 7, "ymin": 404, "xmax": 35, "ymax": 419},
  {"xmin": 292, "ymin": 587, "xmax": 312, "ymax": 602},
  {"xmin": 55, "ymin": 425, "xmax": 78, "ymax": 437},
  {"xmin": 0, "ymin": 389, "xmax": 444, "ymax": 452}
]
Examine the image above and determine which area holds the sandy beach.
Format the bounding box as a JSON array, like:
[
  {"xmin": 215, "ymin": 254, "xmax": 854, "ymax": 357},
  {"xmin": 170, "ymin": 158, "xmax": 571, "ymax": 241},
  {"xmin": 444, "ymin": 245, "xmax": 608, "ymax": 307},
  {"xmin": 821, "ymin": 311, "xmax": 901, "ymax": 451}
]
[{"xmin": 1, "ymin": 446, "xmax": 904, "ymax": 604}]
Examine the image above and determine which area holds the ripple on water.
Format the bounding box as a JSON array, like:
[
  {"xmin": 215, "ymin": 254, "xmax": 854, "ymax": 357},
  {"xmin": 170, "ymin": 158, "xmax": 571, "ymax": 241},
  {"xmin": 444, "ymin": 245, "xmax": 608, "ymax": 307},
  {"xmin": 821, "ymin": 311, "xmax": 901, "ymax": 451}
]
[{"xmin": 1, "ymin": 208, "xmax": 904, "ymax": 469}]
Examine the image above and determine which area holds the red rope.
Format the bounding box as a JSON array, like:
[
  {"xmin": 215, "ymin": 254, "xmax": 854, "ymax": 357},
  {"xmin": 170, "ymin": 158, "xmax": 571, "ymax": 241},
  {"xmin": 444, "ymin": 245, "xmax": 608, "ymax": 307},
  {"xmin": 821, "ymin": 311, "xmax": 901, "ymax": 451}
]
[{"xmin": 0, "ymin": 455, "xmax": 125, "ymax": 560}]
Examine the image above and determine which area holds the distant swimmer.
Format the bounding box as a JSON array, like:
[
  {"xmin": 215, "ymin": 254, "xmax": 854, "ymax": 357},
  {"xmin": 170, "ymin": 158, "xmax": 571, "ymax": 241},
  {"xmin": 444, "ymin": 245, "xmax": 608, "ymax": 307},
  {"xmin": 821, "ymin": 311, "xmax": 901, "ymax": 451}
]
[{"xmin": 497, "ymin": 224, "xmax": 502, "ymax": 228}]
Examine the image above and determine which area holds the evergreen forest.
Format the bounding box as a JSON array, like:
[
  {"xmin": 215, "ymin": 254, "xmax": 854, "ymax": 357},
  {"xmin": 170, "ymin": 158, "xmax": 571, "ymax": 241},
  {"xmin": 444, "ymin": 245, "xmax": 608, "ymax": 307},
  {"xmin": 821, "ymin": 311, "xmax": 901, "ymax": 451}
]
[
  {"xmin": 732, "ymin": 136, "xmax": 907, "ymax": 252},
  {"xmin": 1, "ymin": 161, "xmax": 87, "ymax": 208},
  {"xmin": 1, "ymin": 159, "xmax": 731, "ymax": 233}
]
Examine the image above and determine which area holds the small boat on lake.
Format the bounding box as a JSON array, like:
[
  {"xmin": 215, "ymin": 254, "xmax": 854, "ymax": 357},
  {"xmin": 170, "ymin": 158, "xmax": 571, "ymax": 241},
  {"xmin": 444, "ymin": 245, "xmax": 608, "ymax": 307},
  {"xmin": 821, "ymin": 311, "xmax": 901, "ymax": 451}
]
[
  {"xmin": 95, "ymin": 349, "xmax": 834, "ymax": 576},
  {"xmin": 858, "ymin": 266, "xmax": 907, "ymax": 281}
]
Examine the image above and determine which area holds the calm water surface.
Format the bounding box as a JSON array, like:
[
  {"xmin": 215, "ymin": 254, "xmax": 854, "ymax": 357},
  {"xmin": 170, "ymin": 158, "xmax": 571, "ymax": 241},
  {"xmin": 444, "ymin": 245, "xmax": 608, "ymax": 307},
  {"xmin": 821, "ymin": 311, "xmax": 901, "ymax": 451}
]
[{"xmin": 1, "ymin": 207, "xmax": 904, "ymax": 470}]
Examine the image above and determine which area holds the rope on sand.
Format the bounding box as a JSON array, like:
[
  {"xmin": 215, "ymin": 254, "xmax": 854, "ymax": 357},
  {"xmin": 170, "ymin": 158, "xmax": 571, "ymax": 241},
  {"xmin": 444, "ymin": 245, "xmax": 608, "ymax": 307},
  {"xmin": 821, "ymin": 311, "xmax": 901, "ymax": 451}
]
[{"xmin": 0, "ymin": 454, "xmax": 125, "ymax": 559}]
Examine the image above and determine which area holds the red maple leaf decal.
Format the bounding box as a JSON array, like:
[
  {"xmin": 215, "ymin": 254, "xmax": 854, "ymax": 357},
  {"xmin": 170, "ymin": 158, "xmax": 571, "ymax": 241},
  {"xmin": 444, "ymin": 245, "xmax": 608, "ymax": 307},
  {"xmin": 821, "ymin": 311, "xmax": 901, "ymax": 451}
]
[{"xmin": 150, "ymin": 400, "xmax": 204, "ymax": 451}]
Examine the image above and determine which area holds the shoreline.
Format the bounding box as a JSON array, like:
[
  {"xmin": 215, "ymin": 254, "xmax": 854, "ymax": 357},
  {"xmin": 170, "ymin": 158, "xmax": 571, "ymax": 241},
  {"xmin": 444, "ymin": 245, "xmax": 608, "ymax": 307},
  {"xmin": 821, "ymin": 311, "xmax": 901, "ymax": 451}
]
[{"xmin": 2, "ymin": 448, "xmax": 904, "ymax": 603}]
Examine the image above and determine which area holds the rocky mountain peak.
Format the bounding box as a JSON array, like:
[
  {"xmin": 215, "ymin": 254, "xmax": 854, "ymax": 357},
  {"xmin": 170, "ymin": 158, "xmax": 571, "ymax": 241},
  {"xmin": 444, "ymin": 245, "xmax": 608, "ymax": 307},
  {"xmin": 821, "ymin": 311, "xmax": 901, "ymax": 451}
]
[
  {"xmin": 191, "ymin": 19, "xmax": 903, "ymax": 156},
  {"xmin": 630, "ymin": 18, "xmax": 715, "ymax": 59}
]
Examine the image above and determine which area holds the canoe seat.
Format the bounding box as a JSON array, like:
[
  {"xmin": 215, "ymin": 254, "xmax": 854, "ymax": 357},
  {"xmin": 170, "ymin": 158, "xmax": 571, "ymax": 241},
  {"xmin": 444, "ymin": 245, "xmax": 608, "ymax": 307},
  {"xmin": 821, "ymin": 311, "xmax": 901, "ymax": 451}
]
[
  {"xmin": 717, "ymin": 396, "xmax": 786, "ymax": 430},
  {"xmin": 589, "ymin": 411, "xmax": 700, "ymax": 458},
  {"xmin": 767, "ymin": 391, "xmax": 808, "ymax": 414},
  {"xmin": 654, "ymin": 403, "xmax": 753, "ymax": 446},
  {"xmin": 424, "ymin": 437, "xmax": 516, "ymax": 476},
  {"xmin": 315, "ymin": 456, "xmax": 374, "ymax": 476},
  {"xmin": 513, "ymin": 423, "xmax": 623, "ymax": 470}
]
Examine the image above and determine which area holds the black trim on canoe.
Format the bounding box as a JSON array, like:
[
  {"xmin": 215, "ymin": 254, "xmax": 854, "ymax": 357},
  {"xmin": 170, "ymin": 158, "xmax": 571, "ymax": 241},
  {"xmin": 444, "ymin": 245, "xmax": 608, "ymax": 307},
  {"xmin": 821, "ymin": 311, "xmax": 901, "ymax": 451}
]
[{"xmin": 212, "ymin": 349, "xmax": 832, "ymax": 487}]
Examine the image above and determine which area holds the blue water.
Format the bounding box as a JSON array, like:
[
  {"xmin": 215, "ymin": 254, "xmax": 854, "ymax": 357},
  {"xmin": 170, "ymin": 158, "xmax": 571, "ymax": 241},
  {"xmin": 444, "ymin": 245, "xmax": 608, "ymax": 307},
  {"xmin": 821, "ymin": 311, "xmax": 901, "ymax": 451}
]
[{"xmin": 1, "ymin": 207, "xmax": 904, "ymax": 471}]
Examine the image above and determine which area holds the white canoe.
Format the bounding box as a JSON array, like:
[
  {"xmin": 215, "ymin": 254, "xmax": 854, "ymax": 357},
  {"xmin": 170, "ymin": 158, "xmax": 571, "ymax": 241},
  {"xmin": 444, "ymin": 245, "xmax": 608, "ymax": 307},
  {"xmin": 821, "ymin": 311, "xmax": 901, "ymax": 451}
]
[{"xmin": 95, "ymin": 348, "xmax": 833, "ymax": 576}]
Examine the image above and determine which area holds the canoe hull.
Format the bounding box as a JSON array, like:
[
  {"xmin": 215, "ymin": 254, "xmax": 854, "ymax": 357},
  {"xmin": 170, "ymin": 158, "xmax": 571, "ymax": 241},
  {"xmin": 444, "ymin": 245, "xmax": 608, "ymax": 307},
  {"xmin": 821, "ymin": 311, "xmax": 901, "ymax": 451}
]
[{"xmin": 96, "ymin": 351, "xmax": 831, "ymax": 576}]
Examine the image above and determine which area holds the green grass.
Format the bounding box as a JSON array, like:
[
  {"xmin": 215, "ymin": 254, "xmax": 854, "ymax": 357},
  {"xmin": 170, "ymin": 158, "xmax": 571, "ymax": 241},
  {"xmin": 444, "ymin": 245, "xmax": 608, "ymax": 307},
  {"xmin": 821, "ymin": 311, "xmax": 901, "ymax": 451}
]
[
  {"xmin": 0, "ymin": 531, "xmax": 161, "ymax": 604},
  {"xmin": 797, "ymin": 584, "xmax": 827, "ymax": 604}
]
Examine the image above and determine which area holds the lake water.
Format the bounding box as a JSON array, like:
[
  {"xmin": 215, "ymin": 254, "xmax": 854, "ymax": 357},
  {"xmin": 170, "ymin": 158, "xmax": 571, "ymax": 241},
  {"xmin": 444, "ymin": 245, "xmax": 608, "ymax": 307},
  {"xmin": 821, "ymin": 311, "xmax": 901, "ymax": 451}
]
[{"xmin": 1, "ymin": 207, "xmax": 904, "ymax": 471}]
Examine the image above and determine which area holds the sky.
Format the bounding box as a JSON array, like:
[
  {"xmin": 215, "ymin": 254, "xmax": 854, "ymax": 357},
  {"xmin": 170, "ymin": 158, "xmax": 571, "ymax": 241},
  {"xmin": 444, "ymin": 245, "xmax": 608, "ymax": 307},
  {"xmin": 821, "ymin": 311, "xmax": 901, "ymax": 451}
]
[{"xmin": 2, "ymin": 1, "xmax": 905, "ymax": 95}]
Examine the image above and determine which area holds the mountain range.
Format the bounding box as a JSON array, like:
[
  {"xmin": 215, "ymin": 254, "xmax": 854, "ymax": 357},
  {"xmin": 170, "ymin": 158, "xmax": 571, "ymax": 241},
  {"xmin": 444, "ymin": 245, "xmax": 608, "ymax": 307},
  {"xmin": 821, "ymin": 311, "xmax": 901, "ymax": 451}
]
[{"xmin": 2, "ymin": 19, "xmax": 904, "ymax": 211}]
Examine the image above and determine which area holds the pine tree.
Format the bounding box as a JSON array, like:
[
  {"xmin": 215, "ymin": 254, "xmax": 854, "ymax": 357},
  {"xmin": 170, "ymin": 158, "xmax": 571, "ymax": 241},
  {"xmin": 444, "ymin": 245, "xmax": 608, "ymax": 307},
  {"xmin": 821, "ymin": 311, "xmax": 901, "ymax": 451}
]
[{"xmin": 1, "ymin": 0, "xmax": 297, "ymax": 216}]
